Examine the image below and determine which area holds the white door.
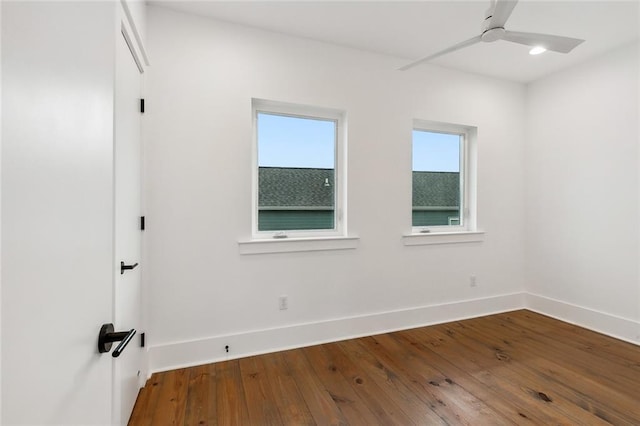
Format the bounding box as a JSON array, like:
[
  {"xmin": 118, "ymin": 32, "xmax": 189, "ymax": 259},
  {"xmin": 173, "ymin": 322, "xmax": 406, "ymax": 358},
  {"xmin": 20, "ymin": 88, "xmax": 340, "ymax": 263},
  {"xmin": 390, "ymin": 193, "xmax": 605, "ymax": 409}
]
[
  {"xmin": 1, "ymin": 2, "xmax": 117, "ymax": 424},
  {"xmin": 114, "ymin": 23, "xmax": 145, "ymax": 425}
]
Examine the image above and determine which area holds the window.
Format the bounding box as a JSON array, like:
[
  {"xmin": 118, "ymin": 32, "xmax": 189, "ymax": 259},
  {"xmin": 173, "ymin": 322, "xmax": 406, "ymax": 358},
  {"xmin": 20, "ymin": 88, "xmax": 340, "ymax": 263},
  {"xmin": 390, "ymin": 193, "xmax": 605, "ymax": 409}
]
[
  {"xmin": 412, "ymin": 120, "xmax": 476, "ymax": 233},
  {"xmin": 252, "ymin": 99, "xmax": 345, "ymax": 238}
]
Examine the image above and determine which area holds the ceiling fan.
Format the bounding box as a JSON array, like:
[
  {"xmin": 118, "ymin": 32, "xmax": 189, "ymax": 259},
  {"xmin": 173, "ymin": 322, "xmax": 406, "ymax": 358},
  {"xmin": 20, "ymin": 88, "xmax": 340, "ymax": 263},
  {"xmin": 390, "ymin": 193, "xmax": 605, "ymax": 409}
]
[{"xmin": 400, "ymin": 0, "xmax": 585, "ymax": 71}]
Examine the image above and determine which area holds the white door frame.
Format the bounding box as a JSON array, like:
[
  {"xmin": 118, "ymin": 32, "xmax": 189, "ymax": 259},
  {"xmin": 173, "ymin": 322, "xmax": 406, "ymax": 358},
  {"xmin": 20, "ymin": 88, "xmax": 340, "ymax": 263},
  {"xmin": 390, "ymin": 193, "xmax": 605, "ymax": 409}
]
[{"xmin": 113, "ymin": 14, "xmax": 146, "ymax": 424}]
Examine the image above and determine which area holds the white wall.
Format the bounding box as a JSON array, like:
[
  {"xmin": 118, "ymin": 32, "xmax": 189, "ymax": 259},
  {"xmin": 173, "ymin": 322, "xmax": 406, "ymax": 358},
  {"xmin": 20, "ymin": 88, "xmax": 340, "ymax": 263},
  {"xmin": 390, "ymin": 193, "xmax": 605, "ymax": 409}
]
[
  {"xmin": 525, "ymin": 41, "xmax": 640, "ymax": 342},
  {"xmin": 145, "ymin": 6, "xmax": 527, "ymax": 371}
]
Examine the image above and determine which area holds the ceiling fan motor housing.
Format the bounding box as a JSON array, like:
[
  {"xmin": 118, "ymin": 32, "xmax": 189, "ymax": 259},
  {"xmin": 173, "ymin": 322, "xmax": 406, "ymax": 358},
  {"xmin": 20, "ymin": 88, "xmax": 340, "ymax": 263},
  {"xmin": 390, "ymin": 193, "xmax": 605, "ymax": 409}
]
[{"xmin": 482, "ymin": 27, "xmax": 506, "ymax": 42}]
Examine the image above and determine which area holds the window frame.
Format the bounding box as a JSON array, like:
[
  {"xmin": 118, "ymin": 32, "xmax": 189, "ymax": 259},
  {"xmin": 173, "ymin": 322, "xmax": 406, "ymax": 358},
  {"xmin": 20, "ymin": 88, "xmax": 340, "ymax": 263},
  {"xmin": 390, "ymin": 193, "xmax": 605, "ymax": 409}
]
[
  {"xmin": 251, "ymin": 98, "xmax": 346, "ymax": 240},
  {"xmin": 411, "ymin": 119, "xmax": 477, "ymax": 234}
]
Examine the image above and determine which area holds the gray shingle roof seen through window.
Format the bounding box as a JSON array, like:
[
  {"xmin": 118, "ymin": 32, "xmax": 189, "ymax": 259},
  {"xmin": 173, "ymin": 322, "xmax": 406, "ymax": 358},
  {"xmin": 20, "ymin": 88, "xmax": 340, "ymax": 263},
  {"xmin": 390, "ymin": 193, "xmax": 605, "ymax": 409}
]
[
  {"xmin": 259, "ymin": 167, "xmax": 459, "ymax": 209},
  {"xmin": 412, "ymin": 171, "xmax": 460, "ymax": 207},
  {"xmin": 259, "ymin": 167, "xmax": 334, "ymax": 208}
]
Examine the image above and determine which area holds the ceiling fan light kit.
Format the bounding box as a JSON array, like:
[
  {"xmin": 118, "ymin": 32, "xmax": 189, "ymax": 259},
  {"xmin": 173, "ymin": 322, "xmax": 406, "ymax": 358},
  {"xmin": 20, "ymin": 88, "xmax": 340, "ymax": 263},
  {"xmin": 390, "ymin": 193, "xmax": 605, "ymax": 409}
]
[
  {"xmin": 529, "ymin": 46, "xmax": 547, "ymax": 55},
  {"xmin": 401, "ymin": 0, "xmax": 585, "ymax": 71}
]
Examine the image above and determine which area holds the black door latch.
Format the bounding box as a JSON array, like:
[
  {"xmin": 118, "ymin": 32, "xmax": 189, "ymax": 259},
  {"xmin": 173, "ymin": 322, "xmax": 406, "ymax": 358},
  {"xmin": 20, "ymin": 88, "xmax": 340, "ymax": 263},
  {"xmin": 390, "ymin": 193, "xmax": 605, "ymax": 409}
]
[{"xmin": 120, "ymin": 261, "xmax": 139, "ymax": 275}]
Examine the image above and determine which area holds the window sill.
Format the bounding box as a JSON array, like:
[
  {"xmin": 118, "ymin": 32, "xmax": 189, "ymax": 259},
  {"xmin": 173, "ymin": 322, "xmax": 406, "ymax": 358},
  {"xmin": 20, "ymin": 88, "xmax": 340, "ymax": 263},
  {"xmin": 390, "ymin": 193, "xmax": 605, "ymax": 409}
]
[
  {"xmin": 402, "ymin": 230, "xmax": 485, "ymax": 246},
  {"xmin": 238, "ymin": 236, "xmax": 359, "ymax": 255}
]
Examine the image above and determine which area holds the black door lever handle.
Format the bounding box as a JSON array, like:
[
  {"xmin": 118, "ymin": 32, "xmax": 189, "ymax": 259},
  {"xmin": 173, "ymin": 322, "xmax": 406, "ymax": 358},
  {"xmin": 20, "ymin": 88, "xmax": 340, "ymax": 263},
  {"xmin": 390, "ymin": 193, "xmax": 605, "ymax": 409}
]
[
  {"xmin": 112, "ymin": 329, "xmax": 136, "ymax": 358},
  {"xmin": 120, "ymin": 261, "xmax": 139, "ymax": 274},
  {"xmin": 98, "ymin": 323, "xmax": 137, "ymax": 357}
]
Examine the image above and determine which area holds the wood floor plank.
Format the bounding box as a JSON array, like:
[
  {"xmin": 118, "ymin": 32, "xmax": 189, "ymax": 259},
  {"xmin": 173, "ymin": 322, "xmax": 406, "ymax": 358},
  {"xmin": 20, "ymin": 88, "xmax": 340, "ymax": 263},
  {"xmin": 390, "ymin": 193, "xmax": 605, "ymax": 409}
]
[
  {"xmin": 321, "ymin": 341, "xmax": 416, "ymax": 425},
  {"xmin": 302, "ymin": 344, "xmax": 382, "ymax": 425},
  {"xmin": 493, "ymin": 310, "xmax": 640, "ymax": 370},
  {"xmin": 148, "ymin": 368, "xmax": 189, "ymax": 426},
  {"xmin": 128, "ymin": 375, "xmax": 160, "ymax": 426},
  {"xmin": 370, "ymin": 332, "xmax": 511, "ymax": 425},
  {"xmin": 128, "ymin": 310, "xmax": 640, "ymax": 425},
  {"xmin": 388, "ymin": 329, "xmax": 550, "ymax": 424},
  {"xmin": 239, "ymin": 355, "xmax": 284, "ymax": 425},
  {"xmin": 528, "ymin": 355, "xmax": 640, "ymax": 424},
  {"xmin": 499, "ymin": 310, "xmax": 640, "ymax": 369},
  {"xmin": 474, "ymin": 314, "xmax": 640, "ymax": 395},
  {"xmin": 260, "ymin": 351, "xmax": 316, "ymax": 425},
  {"xmin": 281, "ymin": 348, "xmax": 349, "ymax": 425},
  {"xmin": 215, "ymin": 360, "xmax": 250, "ymax": 425},
  {"xmin": 429, "ymin": 320, "xmax": 617, "ymax": 425},
  {"xmin": 183, "ymin": 364, "xmax": 217, "ymax": 426},
  {"xmin": 455, "ymin": 315, "xmax": 640, "ymax": 423},
  {"xmin": 399, "ymin": 325, "xmax": 592, "ymax": 425},
  {"xmin": 395, "ymin": 326, "xmax": 565, "ymax": 425},
  {"xmin": 337, "ymin": 338, "xmax": 449, "ymax": 425}
]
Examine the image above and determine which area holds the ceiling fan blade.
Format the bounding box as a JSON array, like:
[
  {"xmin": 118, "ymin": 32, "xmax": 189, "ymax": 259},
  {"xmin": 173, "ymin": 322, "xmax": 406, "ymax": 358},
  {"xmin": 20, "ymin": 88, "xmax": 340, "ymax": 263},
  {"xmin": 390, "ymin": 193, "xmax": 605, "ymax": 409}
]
[
  {"xmin": 399, "ymin": 35, "xmax": 482, "ymax": 71},
  {"xmin": 502, "ymin": 30, "xmax": 585, "ymax": 53},
  {"xmin": 487, "ymin": 0, "xmax": 518, "ymax": 28}
]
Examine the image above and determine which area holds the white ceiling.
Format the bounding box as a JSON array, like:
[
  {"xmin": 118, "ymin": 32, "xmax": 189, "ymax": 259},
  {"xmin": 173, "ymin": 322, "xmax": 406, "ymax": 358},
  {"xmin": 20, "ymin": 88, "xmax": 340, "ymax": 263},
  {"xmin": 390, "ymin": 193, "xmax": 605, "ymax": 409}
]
[{"xmin": 150, "ymin": 0, "xmax": 640, "ymax": 83}]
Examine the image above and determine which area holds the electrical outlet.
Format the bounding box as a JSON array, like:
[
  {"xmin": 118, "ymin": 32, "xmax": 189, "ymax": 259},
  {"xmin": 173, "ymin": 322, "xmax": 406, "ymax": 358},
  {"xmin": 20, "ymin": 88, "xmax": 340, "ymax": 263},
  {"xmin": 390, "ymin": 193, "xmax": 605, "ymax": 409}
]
[
  {"xmin": 279, "ymin": 295, "xmax": 288, "ymax": 310},
  {"xmin": 470, "ymin": 275, "xmax": 477, "ymax": 287}
]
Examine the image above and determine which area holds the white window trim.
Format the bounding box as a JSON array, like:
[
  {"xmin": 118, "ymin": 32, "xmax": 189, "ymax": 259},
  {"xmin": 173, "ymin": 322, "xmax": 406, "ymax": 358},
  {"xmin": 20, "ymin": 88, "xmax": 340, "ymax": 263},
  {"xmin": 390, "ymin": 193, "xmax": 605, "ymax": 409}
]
[
  {"xmin": 239, "ymin": 235, "xmax": 359, "ymax": 255},
  {"xmin": 402, "ymin": 230, "xmax": 485, "ymax": 246},
  {"xmin": 250, "ymin": 98, "xmax": 348, "ymax": 242},
  {"xmin": 410, "ymin": 119, "xmax": 478, "ymax": 241}
]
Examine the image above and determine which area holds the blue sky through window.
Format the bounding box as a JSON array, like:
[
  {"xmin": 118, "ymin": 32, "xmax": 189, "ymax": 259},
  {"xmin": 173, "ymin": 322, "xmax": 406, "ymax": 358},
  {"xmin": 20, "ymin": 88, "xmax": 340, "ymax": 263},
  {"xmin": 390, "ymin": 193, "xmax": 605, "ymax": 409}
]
[
  {"xmin": 258, "ymin": 113, "xmax": 335, "ymax": 169},
  {"xmin": 412, "ymin": 130, "xmax": 460, "ymax": 172},
  {"xmin": 258, "ymin": 113, "xmax": 459, "ymax": 172}
]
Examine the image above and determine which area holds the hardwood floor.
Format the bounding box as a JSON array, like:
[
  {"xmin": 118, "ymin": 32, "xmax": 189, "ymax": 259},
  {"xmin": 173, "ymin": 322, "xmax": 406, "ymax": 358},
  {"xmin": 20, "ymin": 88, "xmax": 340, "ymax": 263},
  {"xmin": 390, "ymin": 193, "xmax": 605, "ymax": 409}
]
[{"xmin": 129, "ymin": 310, "xmax": 640, "ymax": 425}]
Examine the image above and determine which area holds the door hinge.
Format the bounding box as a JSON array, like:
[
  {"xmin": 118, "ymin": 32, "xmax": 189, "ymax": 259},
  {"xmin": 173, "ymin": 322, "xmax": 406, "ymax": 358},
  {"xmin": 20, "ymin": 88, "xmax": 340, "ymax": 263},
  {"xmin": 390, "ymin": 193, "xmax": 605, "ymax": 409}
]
[
  {"xmin": 140, "ymin": 332, "xmax": 145, "ymax": 348},
  {"xmin": 140, "ymin": 216, "xmax": 145, "ymax": 231},
  {"xmin": 140, "ymin": 98, "xmax": 145, "ymax": 113}
]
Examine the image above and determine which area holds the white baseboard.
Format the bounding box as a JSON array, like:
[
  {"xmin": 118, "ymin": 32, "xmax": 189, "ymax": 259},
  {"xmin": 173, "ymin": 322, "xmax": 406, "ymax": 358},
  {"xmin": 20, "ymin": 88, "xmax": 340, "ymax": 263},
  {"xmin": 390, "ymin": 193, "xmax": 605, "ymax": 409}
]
[
  {"xmin": 148, "ymin": 292, "xmax": 640, "ymax": 375},
  {"xmin": 148, "ymin": 292, "xmax": 525, "ymax": 374},
  {"xmin": 525, "ymin": 293, "xmax": 640, "ymax": 345}
]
